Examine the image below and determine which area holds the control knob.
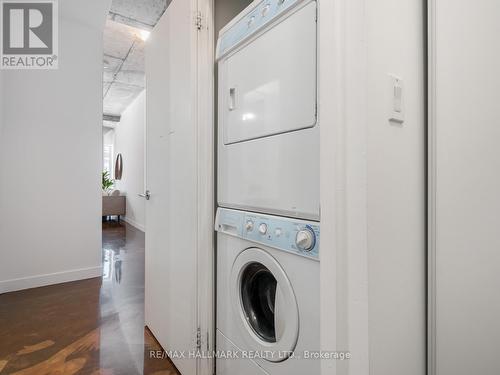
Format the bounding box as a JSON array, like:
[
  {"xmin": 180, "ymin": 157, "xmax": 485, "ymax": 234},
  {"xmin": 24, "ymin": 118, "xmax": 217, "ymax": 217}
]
[
  {"xmin": 258, "ymin": 223, "xmax": 268, "ymax": 235},
  {"xmin": 245, "ymin": 220, "xmax": 254, "ymax": 232},
  {"xmin": 295, "ymin": 228, "xmax": 315, "ymax": 251}
]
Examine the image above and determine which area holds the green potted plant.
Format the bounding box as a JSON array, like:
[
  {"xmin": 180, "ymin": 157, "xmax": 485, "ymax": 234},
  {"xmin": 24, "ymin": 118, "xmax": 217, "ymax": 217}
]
[{"xmin": 102, "ymin": 171, "xmax": 114, "ymax": 195}]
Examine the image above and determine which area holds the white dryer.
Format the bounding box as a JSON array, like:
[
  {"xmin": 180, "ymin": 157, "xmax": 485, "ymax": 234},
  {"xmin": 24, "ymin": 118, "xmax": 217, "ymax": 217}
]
[
  {"xmin": 215, "ymin": 208, "xmax": 320, "ymax": 375},
  {"xmin": 216, "ymin": 0, "xmax": 319, "ymax": 221}
]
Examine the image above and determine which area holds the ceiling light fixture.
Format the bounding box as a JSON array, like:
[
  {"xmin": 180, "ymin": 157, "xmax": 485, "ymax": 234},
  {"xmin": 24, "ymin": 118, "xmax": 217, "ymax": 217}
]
[{"xmin": 138, "ymin": 30, "xmax": 150, "ymax": 42}]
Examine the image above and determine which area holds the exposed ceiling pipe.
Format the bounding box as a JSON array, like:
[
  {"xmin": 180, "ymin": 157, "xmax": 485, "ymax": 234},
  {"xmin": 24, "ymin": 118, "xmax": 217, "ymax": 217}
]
[{"xmin": 108, "ymin": 11, "xmax": 154, "ymax": 31}]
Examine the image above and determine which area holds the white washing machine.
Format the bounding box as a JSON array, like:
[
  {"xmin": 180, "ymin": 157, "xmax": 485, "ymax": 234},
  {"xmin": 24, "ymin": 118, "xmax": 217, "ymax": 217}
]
[
  {"xmin": 216, "ymin": 0, "xmax": 319, "ymax": 221},
  {"xmin": 215, "ymin": 208, "xmax": 320, "ymax": 375}
]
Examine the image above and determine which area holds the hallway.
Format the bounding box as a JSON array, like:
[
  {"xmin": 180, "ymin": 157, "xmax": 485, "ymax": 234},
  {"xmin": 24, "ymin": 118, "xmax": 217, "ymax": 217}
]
[{"xmin": 0, "ymin": 222, "xmax": 179, "ymax": 375}]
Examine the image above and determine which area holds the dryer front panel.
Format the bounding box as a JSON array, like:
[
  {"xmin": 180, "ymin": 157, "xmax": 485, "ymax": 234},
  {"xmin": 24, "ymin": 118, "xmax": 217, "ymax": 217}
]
[
  {"xmin": 218, "ymin": 126, "xmax": 320, "ymax": 220},
  {"xmin": 220, "ymin": 1, "xmax": 317, "ymax": 145},
  {"xmin": 217, "ymin": 1, "xmax": 319, "ymax": 220}
]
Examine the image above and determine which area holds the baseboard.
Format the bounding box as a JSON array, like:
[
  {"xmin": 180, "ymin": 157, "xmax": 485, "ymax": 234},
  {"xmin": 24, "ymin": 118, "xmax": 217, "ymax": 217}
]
[
  {"xmin": 123, "ymin": 216, "xmax": 145, "ymax": 232},
  {"xmin": 0, "ymin": 266, "xmax": 103, "ymax": 294}
]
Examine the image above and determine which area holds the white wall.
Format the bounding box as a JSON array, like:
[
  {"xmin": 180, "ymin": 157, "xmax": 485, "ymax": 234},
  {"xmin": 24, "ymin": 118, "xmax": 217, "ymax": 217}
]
[
  {"xmin": 0, "ymin": 0, "xmax": 110, "ymax": 293},
  {"xmin": 103, "ymin": 127, "xmax": 115, "ymax": 147},
  {"xmin": 114, "ymin": 91, "xmax": 146, "ymax": 231},
  {"xmin": 431, "ymin": 1, "xmax": 500, "ymax": 374},
  {"xmin": 214, "ymin": 0, "xmax": 252, "ymax": 34},
  {"xmin": 0, "ymin": 71, "xmax": 3, "ymax": 144},
  {"xmin": 319, "ymin": 0, "xmax": 426, "ymax": 374},
  {"xmin": 102, "ymin": 127, "xmax": 115, "ymax": 174}
]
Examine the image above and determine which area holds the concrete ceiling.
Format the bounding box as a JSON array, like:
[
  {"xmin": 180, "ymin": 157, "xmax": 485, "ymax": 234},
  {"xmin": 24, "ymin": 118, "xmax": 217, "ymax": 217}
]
[
  {"xmin": 103, "ymin": 0, "xmax": 170, "ymax": 122},
  {"xmin": 103, "ymin": 19, "xmax": 146, "ymax": 117},
  {"xmin": 109, "ymin": 0, "xmax": 170, "ymax": 30}
]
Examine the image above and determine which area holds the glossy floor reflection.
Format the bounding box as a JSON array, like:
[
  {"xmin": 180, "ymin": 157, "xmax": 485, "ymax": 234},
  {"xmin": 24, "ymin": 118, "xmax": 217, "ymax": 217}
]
[{"xmin": 0, "ymin": 221, "xmax": 180, "ymax": 375}]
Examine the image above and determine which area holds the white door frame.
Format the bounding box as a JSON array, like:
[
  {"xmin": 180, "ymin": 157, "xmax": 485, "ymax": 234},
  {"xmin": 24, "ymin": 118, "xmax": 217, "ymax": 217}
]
[
  {"xmin": 427, "ymin": 1, "xmax": 437, "ymax": 374},
  {"xmin": 318, "ymin": 0, "xmax": 340, "ymax": 372},
  {"xmin": 319, "ymin": 0, "xmax": 371, "ymax": 374},
  {"xmin": 320, "ymin": 1, "xmax": 429, "ymax": 374},
  {"xmin": 196, "ymin": 0, "xmax": 215, "ymax": 374}
]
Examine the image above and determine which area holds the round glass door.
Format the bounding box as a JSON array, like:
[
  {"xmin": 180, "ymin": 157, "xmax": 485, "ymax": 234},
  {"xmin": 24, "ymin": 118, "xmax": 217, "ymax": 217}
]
[
  {"xmin": 230, "ymin": 247, "xmax": 299, "ymax": 363},
  {"xmin": 240, "ymin": 262, "xmax": 277, "ymax": 343}
]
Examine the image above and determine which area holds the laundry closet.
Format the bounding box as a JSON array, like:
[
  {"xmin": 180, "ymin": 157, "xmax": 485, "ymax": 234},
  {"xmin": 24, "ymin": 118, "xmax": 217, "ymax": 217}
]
[
  {"xmin": 213, "ymin": 1, "xmax": 426, "ymax": 375},
  {"xmin": 145, "ymin": 0, "xmax": 427, "ymax": 374}
]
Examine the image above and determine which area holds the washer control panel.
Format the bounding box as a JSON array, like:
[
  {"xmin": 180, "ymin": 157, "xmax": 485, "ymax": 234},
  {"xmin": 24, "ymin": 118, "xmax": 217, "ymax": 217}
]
[
  {"xmin": 216, "ymin": 0, "xmax": 311, "ymax": 60},
  {"xmin": 216, "ymin": 208, "xmax": 319, "ymax": 260}
]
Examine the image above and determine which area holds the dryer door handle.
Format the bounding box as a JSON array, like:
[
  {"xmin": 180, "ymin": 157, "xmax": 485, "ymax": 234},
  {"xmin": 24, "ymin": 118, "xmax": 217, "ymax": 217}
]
[
  {"xmin": 229, "ymin": 87, "xmax": 237, "ymax": 111},
  {"xmin": 274, "ymin": 285, "xmax": 286, "ymax": 342}
]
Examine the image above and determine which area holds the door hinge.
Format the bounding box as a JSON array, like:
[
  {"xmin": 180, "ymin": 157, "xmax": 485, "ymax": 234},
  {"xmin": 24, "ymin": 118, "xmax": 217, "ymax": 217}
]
[
  {"xmin": 196, "ymin": 327, "xmax": 202, "ymax": 350},
  {"xmin": 195, "ymin": 11, "xmax": 203, "ymax": 30}
]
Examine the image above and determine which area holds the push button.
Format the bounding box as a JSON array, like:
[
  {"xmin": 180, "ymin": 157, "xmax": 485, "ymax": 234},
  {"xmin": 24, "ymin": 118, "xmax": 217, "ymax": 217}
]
[
  {"xmin": 247, "ymin": 16, "xmax": 255, "ymax": 28},
  {"xmin": 262, "ymin": 4, "xmax": 270, "ymax": 17}
]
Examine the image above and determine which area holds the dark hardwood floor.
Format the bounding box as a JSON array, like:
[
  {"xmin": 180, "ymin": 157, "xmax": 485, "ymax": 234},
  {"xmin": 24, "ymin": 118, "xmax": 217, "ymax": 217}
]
[{"xmin": 0, "ymin": 221, "xmax": 180, "ymax": 375}]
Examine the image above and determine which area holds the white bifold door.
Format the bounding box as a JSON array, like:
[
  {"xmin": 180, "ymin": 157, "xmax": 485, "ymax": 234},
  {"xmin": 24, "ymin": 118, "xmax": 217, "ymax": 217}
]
[
  {"xmin": 144, "ymin": 1, "xmax": 208, "ymax": 375},
  {"xmin": 429, "ymin": 1, "xmax": 500, "ymax": 374}
]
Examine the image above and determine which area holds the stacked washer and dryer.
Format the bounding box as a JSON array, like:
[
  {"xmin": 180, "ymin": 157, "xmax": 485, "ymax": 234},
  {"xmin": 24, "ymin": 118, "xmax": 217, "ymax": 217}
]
[{"xmin": 215, "ymin": 0, "xmax": 320, "ymax": 374}]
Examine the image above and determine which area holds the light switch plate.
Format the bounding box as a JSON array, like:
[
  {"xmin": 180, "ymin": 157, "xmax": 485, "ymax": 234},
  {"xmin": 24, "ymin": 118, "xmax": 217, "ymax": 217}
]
[{"xmin": 389, "ymin": 74, "xmax": 404, "ymax": 124}]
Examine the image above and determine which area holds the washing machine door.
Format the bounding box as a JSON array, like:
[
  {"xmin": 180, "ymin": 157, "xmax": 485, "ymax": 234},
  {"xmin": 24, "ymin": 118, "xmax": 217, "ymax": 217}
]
[{"xmin": 230, "ymin": 247, "xmax": 299, "ymax": 362}]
